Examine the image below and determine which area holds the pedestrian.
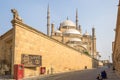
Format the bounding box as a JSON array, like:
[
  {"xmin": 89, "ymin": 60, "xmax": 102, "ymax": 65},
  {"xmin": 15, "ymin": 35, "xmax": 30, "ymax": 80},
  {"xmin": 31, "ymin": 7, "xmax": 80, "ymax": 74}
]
[
  {"xmin": 96, "ymin": 74, "xmax": 102, "ymax": 80},
  {"xmin": 101, "ymin": 70, "xmax": 107, "ymax": 79}
]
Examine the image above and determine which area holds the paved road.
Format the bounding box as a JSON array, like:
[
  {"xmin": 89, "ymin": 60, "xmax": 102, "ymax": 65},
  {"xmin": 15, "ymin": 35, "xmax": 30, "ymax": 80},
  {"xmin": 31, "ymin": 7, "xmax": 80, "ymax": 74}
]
[
  {"xmin": 1, "ymin": 66, "xmax": 120, "ymax": 80},
  {"xmin": 39, "ymin": 66, "xmax": 120, "ymax": 80},
  {"xmin": 23, "ymin": 66, "xmax": 120, "ymax": 80},
  {"xmin": 40, "ymin": 67, "xmax": 105, "ymax": 80}
]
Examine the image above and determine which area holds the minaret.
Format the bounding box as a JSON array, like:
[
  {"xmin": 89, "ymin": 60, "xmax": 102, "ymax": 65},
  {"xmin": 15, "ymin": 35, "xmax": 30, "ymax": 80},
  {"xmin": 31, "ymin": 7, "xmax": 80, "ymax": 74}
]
[
  {"xmin": 76, "ymin": 9, "xmax": 79, "ymax": 30},
  {"xmin": 92, "ymin": 27, "xmax": 96, "ymax": 38},
  {"xmin": 92, "ymin": 27, "xmax": 96, "ymax": 58},
  {"xmin": 51, "ymin": 23, "xmax": 54, "ymax": 36},
  {"xmin": 79, "ymin": 25, "xmax": 82, "ymax": 34},
  {"xmin": 47, "ymin": 4, "xmax": 50, "ymax": 36},
  {"xmin": 59, "ymin": 23, "xmax": 62, "ymax": 31}
]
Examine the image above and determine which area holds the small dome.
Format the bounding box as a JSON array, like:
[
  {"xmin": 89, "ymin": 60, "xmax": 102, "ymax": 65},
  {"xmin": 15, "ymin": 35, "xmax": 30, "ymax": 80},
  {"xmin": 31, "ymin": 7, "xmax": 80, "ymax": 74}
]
[
  {"xmin": 55, "ymin": 30, "xmax": 62, "ymax": 33},
  {"xmin": 63, "ymin": 29, "xmax": 81, "ymax": 35},
  {"xmin": 61, "ymin": 20, "xmax": 76, "ymax": 27},
  {"xmin": 84, "ymin": 31, "xmax": 89, "ymax": 36},
  {"xmin": 69, "ymin": 38, "xmax": 81, "ymax": 42}
]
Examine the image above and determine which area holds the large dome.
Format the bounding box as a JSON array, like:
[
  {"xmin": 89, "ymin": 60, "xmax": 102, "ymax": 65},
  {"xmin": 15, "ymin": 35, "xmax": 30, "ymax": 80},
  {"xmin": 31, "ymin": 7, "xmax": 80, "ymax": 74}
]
[
  {"xmin": 61, "ymin": 20, "xmax": 76, "ymax": 27},
  {"xmin": 63, "ymin": 29, "xmax": 81, "ymax": 35}
]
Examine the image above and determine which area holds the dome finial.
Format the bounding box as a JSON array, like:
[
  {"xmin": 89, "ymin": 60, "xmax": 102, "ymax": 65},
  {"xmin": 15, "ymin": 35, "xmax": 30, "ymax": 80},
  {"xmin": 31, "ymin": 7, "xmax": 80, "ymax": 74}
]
[{"xmin": 84, "ymin": 30, "xmax": 89, "ymax": 36}]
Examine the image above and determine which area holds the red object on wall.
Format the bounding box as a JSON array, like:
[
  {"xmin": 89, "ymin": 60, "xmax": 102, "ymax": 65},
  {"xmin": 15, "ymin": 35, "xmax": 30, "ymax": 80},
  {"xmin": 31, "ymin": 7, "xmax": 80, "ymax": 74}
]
[
  {"xmin": 40, "ymin": 67, "xmax": 46, "ymax": 74},
  {"xmin": 14, "ymin": 64, "xmax": 24, "ymax": 80}
]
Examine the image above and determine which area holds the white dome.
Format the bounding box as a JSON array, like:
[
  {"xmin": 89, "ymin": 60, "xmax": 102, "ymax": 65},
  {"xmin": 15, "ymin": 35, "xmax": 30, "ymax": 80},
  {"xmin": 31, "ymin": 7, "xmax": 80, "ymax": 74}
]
[
  {"xmin": 84, "ymin": 31, "xmax": 89, "ymax": 36},
  {"xmin": 61, "ymin": 20, "xmax": 76, "ymax": 27},
  {"xmin": 55, "ymin": 30, "xmax": 62, "ymax": 33},
  {"xmin": 69, "ymin": 38, "xmax": 81, "ymax": 42},
  {"xmin": 63, "ymin": 29, "xmax": 81, "ymax": 35}
]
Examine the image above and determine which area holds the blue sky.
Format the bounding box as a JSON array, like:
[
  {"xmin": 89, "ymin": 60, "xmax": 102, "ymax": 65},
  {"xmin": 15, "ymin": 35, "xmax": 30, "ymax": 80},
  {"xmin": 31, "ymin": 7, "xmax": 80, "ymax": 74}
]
[{"xmin": 0, "ymin": 0, "xmax": 119, "ymax": 61}]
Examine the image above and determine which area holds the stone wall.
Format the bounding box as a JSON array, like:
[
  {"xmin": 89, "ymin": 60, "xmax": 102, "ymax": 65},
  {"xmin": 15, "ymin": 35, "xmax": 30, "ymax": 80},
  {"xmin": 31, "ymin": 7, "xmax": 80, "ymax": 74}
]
[
  {"xmin": 113, "ymin": 1, "xmax": 120, "ymax": 73},
  {"xmin": 12, "ymin": 20, "xmax": 93, "ymax": 77},
  {"xmin": 0, "ymin": 29, "xmax": 13, "ymax": 75}
]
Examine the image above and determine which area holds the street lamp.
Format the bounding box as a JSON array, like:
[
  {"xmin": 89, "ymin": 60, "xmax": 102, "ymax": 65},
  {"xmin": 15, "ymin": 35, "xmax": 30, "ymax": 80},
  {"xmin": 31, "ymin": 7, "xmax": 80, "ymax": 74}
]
[{"xmin": 109, "ymin": 56, "xmax": 110, "ymax": 63}]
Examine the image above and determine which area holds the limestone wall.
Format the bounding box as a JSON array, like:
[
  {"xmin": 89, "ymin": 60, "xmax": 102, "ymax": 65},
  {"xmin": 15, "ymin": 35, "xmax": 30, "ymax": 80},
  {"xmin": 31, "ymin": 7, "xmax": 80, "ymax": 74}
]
[
  {"xmin": 0, "ymin": 38, "xmax": 3, "ymax": 61},
  {"xmin": 13, "ymin": 21, "xmax": 93, "ymax": 77},
  {"xmin": 0, "ymin": 29, "xmax": 13, "ymax": 61},
  {"xmin": 0, "ymin": 29, "xmax": 13, "ymax": 75}
]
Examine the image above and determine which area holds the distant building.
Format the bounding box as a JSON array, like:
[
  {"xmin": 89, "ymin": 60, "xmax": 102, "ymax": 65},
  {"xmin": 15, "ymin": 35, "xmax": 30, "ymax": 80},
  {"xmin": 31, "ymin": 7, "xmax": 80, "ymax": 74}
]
[{"xmin": 101, "ymin": 60, "xmax": 109, "ymax": 66}]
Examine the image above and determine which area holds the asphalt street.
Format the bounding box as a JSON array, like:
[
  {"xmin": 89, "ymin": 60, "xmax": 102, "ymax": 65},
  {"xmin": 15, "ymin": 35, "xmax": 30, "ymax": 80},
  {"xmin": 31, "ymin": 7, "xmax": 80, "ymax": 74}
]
[
  {"xmin": 39, "ymin": 67, "xmax": 120, "ymax": 80},
  {"xmin": 23, "ymin": 66, "xmax": 120, "ymax": 80},
  {"xmin": 40, "ymin": 67, "xmax": 107, "ymax": 80}
]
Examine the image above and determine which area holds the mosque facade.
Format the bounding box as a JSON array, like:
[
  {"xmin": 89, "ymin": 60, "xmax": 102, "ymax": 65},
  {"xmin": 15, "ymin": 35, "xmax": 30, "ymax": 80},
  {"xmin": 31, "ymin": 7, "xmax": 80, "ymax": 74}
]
[{"xmin": 47, "ymin": 6, "xmax": 97, "ymax": 58}]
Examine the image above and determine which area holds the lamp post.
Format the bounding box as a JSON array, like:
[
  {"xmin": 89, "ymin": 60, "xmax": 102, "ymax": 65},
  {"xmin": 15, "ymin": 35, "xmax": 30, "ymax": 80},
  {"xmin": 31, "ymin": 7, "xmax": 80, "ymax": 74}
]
[
  {"xmin": 108, "ymin": 56, "xmax": 111, "ymax": 68},
  {"xmin": 109, "ymin": 56, "xmax": 110, "ymax": 63},
  {"xmin": 96, "ymin": 52, "xmax": 99, "ymax": 67}
]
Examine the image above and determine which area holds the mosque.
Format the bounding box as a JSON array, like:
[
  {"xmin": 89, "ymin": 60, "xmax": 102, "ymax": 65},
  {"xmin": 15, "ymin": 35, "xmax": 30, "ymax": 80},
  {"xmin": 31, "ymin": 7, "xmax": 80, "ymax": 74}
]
[
  {"xmin": 47, "ymin": 6, "xmax": 97, "ymax": 58},
  {"xmin": 0, "ymin": 6, "xmax": 99, "ymax": 78}
]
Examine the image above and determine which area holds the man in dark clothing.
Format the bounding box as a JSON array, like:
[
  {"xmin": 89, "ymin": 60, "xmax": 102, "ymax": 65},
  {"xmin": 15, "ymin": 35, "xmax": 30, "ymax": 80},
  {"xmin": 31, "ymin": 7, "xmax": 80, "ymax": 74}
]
[{"xmin": 101, "ymin": 70, "xmax": 107, "ymax": 79}]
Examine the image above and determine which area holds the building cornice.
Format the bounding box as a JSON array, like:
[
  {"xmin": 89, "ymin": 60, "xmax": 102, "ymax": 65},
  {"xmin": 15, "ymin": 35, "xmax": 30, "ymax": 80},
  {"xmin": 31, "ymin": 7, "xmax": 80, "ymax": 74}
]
[{"xmin": 0, "ymin": 29, "xmax": 13, "ymax": 40}]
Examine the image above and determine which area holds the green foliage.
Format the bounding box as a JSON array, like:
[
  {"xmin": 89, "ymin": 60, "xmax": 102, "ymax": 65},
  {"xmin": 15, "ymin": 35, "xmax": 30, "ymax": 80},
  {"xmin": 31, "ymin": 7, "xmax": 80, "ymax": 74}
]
[{"xmin": 83, "ymin": 51, "xmax": 90, "ymax": 56}]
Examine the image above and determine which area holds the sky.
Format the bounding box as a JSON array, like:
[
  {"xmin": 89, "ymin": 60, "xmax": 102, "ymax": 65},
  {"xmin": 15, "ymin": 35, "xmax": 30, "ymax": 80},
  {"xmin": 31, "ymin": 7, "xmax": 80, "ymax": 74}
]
[{"xmin": 0, "ymin": 0, "xmax": 119, "ymax": 62}]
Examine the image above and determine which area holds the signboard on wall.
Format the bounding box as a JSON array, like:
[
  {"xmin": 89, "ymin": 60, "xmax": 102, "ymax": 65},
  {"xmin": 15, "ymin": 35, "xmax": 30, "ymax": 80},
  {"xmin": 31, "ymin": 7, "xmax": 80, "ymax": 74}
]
[{"xmin": 21, "ymin": 54, "xmax": 42, "ymax": 67}]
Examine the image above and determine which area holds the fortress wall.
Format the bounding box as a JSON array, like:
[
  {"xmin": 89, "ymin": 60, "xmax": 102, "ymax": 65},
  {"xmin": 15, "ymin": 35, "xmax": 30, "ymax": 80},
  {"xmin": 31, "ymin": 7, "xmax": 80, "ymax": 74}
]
[{"xmin": 13, "ymin": 21, "xmax": 92, "ymax": 77}]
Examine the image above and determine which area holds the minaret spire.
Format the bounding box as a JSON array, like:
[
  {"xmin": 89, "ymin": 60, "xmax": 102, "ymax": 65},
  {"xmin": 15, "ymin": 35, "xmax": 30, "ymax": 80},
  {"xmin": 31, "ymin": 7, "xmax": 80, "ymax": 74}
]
[
  {"xmin": 76, "ymin": 8, "xmax": 79, "ymax": 29},
  {"xmin": 47, "ymin": 4, "xmax": 50, "ymax": 36},
  {"xmin": 92, "ymin": 26, "xmax": 96, "ymax": 38},
  {"xmin": 92, "ymin": 27, "xmax": 96, "ymax": 58}
]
